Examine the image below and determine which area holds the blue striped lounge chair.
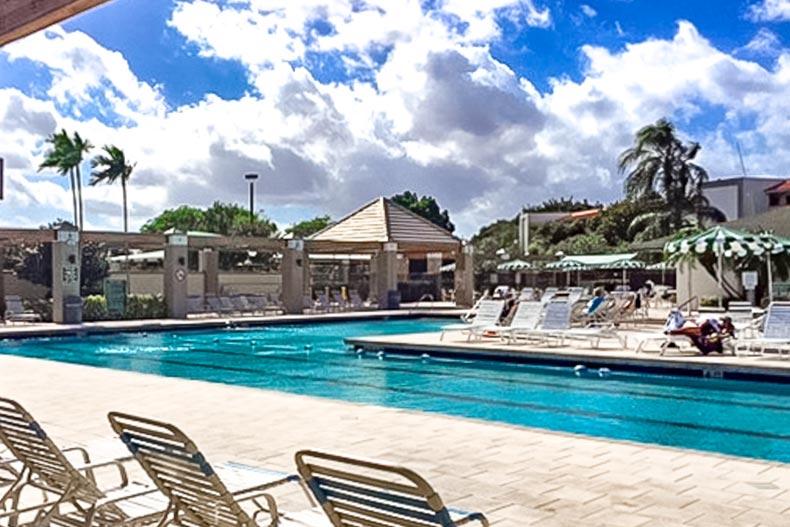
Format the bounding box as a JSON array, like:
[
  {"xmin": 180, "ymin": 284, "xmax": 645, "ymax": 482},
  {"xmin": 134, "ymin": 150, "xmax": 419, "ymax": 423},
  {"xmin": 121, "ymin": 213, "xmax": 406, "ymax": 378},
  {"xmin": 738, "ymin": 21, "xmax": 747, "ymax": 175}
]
[{"xmin": 294, "ymin": 450, "xmax": 489, "ymax": 526}]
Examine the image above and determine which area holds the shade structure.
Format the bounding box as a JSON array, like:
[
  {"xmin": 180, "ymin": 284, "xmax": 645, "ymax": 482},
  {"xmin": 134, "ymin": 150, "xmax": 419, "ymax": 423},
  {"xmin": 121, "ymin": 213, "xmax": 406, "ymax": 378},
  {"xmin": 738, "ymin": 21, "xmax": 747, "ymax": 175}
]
[
  {"xmin": 544, "ymin": 259, "xmax": 588, "ymax": 270},
  {"xmin": 665, "ymin": 226, "xmax": 790, "ymax": 303},
  {"xmin": 497, "ymin": 259, "xmax": 533, "ymax": 271},
  {"xmin": 646, "ymin": 261, "xmax": 675, "ymax": 270}
]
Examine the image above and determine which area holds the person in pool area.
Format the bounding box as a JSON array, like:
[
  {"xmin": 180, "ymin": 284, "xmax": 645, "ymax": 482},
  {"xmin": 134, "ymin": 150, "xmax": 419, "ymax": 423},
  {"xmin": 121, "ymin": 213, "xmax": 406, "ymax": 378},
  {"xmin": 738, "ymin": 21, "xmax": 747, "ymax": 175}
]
[{"xmin": 665, "ymin": 311, "xmax": 736, "ymax": 355}]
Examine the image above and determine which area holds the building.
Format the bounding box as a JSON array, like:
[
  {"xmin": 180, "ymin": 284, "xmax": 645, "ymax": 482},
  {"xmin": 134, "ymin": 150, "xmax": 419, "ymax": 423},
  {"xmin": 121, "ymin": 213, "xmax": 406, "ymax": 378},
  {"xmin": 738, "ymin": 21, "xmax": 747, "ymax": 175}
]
[
  {"xmin": 701, "ymin": 176, "xmax": 782, "ymax": 221},
  {"xmin": 765, "ymin": 179, "xmax": 790, "ymax": 208}
]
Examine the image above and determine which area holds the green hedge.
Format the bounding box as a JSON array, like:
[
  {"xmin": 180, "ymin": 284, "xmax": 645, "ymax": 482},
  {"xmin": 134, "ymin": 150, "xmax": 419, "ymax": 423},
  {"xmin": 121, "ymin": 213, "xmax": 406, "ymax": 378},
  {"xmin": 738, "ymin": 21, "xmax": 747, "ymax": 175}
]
[
  {"xmin": 83, "ymin": 295, "xmax": 109, "ymax": 321},
  {"xmin": 81, "ymin": 294, "xmax": 167, "ymax": 321}
]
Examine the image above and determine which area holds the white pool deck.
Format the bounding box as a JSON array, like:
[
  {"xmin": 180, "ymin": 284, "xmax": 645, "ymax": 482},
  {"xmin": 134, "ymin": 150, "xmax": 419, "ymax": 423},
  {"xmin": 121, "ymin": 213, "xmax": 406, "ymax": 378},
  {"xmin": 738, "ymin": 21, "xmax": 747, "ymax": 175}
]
[{"xmin": 1, "ymin": 351, "xmax": 789, "ymax": 526}]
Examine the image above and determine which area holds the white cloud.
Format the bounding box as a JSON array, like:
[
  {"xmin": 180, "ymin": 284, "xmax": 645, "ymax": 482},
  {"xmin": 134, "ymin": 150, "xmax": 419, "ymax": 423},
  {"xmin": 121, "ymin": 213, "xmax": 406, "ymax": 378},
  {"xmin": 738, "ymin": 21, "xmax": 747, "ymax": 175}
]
[
  {"xmin": 581, "ymin": 5, "xmax": 597, "ymax": 18},
  {"xmin": 5, "ymin": 10, "xmax": 790, "ymax": 237},
  {"xmin": 748, "ymin": 0, "xmax": 790, "ymax": 21},
  {"xmin": 739, "ymin": 28, "xmax": 782, "ymax": 55}
]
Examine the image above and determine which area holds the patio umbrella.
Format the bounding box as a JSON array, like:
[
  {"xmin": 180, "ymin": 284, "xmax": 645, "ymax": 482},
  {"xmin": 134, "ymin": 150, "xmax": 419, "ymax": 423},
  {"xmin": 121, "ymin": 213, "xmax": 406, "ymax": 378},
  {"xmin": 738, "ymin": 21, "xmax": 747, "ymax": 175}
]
[
  {"xmin": 496, "ymin": 259, "xmax": 533, "ymax": 271},
  {"xmin": 665, "ymin": 226, "xmax": 778, "ymax": 305},
  {"xmin": 545, "ymin": 259, "xmax": 587, "ymax": 287},
  {"xmin": 600, "ymin": 258, "xmax": 645, "ymax": 286},
  {"xmin": 647, "ymin": 260, "xmax": 675, "ymax": 283},
  {"xmin": 753, "ymin": 233, "xmax": 790, "ymax": 301}
]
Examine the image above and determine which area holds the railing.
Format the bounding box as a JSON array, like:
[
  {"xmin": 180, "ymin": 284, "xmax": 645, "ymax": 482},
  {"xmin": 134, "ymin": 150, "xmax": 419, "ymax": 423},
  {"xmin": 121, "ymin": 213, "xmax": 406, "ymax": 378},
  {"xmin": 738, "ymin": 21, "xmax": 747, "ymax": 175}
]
[
  {"xmin": 677, "ymin": 295, "xmax": 699, "ymax": 316},
  {"xmin": 408, "ymin": 293, "xmax": 435, "ymax": 314}
]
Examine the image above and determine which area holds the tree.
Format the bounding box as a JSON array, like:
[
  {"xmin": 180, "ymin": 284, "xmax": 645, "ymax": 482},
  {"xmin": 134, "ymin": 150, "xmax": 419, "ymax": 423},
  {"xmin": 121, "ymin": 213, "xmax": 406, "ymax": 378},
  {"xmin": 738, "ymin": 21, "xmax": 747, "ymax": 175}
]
[
  {"xmin": 39, "ymin": 130, "xmax": 78, "ymax": 227},
  {"xmin": 391, "ymin": 191, "xmax": 455, "ymax": 232},
  {"xmin": 286, "ymin": 216, "xmax": 332, "ymax": 239},
  {"xmin": 91, "ymin": 145, "xmax": 135, "ymax": 232},
  {"xmin": 70, "ymin": 132, "xmax": 93, "ymax": 230},
  {"xmin": 141, "ymin": 202, "xmax": 277, "ymax": 237},
  {"xmin": 618, "ymin": 118, "xmax": 722, "ymax": 238},
  {"xmin": 38, "ymin": 130, "xmax": 93, "ymax": 230}
]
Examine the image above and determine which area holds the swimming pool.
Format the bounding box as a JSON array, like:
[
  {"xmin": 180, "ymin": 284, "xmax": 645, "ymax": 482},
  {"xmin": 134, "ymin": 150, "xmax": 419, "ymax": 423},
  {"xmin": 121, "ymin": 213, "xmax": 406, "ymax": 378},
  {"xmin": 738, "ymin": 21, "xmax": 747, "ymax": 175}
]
[{"xmin": 2, "ymin": 318, "xmax": 789, "ymax": 463}]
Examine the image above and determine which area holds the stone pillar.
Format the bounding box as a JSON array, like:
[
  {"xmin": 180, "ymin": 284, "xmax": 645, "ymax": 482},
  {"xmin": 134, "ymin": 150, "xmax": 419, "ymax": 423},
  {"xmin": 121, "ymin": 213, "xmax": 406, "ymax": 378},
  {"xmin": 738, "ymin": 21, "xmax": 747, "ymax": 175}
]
[
  {"xmin": 426, "ymin": 251, "xmax": 443, "ymax": 300},
  {"xmin": 454, "ymin": 244, "xmax": 474, "ymax": 307},
  {"xmin": 376, "ymin": 242, "xmax": 398, "ymax": 309},
  {"xmin": 0, "ymin": 248, "xmax": 5, "ymax": 316},
  {"xmin": 164, "ymin": 233, "xmax": 189, "ymax": 319},
  {"xmin": 52, "ymin": 227, "xmax": 81, "ymax": 324},
  {"xmin": 199, "ymin": 249, "xmax": 219, "ymax": 296},
  {"xmin": 281, "ymin": 240, "xmax": 305, "ymax": 314},
  {"xmin": 302, "ymin": 251, "xmax": 311, "ymax": 295}
]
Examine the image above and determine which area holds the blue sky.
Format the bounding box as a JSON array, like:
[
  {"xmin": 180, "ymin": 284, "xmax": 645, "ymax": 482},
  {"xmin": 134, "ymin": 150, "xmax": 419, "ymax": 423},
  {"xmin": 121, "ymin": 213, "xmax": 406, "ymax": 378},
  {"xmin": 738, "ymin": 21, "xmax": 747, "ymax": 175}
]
[{"xmin": 2, "ymin": 0, "xmax": 790, "ymax": 234}]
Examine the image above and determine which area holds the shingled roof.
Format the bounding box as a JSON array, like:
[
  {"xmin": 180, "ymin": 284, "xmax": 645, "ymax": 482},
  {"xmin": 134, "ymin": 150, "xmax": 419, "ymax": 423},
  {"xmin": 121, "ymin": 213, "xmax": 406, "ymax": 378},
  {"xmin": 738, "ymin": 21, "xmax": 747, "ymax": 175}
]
[{"xmin": 309, "ymin": 197, "xmax": 459, "ymax": 245}]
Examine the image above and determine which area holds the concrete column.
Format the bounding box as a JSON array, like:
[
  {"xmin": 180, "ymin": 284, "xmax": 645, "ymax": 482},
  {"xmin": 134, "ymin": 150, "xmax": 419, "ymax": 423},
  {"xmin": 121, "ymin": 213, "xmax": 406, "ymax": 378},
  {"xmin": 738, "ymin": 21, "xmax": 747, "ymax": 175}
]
[
  {"xmin": 454, "ymin": 244, "xmax": 474, "ymax": 307},
  {"xmin": 199, "ymin": 249, "xmax": 219, "ymax": 296},
  {"xmin": 302, "ymin": 251, "xmax": 311, "ymax": 295},
  {"xmin": 164, "ymin": 234, "xmax": 189, "ymax": 319},
  {"xmin": 376, "ymin": 242, "xmax": 398, "ymax": 309},
  {"xmin": 52, "ymin": 227, "xmax": 81, "ymax": 323},
  {"xmin": 0, "ymin": 248, "xmax": 5, "ymax": 316},
  {"xmin": 281, "ymin": 240, "xmax": 305, "ymax": 314}
]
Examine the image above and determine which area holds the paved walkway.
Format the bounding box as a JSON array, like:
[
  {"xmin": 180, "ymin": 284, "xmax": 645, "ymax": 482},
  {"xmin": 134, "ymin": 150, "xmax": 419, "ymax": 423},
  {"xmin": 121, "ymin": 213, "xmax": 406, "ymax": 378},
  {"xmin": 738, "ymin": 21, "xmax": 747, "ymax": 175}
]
[{"xmin": 1, "ymin": 355, "xmax": 788, "ymax": 526}]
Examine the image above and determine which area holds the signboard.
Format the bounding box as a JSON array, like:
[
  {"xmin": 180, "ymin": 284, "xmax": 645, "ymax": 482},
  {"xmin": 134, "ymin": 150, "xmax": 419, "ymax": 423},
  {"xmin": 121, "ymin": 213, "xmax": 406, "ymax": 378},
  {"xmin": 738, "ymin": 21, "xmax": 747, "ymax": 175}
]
[
  {"xmin": 741, "ymin": 271, "xmax": 758, "ymax": 291},
  {"xmin": 104, "ymin": 279, "xmax": 127, "ymax": 316}
]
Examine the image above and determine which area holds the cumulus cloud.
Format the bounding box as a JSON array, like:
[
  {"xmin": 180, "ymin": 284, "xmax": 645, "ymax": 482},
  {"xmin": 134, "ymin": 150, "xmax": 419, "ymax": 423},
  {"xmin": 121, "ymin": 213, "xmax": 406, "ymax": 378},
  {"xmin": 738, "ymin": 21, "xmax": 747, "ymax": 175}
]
[
  {"xmin": 739, "ymin": 28, "xmax": 783, "ymax": 56},
  {"xmin": 4, "ymin": 5, "xmax": 790, "ymax": 236},
  {"xmin": 747, "ymin": 0, "xmax": 790, "ymax": 22}
]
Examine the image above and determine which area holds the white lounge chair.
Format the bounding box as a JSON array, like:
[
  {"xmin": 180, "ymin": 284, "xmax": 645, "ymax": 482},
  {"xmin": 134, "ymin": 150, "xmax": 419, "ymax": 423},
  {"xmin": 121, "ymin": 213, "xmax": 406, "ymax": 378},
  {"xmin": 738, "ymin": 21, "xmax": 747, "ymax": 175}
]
[
  {"xmin": 440, "ymin": 300, "xmax": 505, "ymax": 341},
  {"xmin": 4, "ymin": 296, "xmax": 41, "ymax": 324},
  {"xmin": 518, "ymin": 301, "xmax": 627, "ymax": 348},
  {"xmin": 735, "ymin": 302, "xmax": 790, "ymax": 359},
  {"xmin": 478, "ymin": 301, "xmax": 542, "ymax": 342}
]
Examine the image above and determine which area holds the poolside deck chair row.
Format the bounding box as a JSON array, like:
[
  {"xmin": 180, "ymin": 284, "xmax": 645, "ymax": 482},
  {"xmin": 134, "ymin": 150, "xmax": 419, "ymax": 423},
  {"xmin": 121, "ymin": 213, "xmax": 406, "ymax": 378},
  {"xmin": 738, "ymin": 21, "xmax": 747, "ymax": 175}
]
[
  {"xmin": 305, "ymin": 291, "xmax": 377, "ymax": 313},
  {"xmin": 187, "ymin": 293, "xmax": 284, "ymax": 317},
  {"xmin": 0, "ymin": 397, "xmax": 488, "ymax": 527}
]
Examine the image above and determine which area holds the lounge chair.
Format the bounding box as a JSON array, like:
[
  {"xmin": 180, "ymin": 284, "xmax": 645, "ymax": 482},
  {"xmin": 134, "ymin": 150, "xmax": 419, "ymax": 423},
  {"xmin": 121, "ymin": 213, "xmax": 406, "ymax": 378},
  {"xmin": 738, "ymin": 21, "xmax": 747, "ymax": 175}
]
[
  {"xmin": 517, "ymin": 287, "xmax": 536, "ymax": 301},
  {"xmin": 186, "ymin": 295, "xmax": 207, "ymax": 316},
  {"xmin": 331, "ymin": 292, "xmax": 349, "ymax": 311},
  {"xmin": 475, "ymin": 301, "xmax": 542, "ymax": 342},
  {"xmin": 4, "ymin": 296, "xmax": 42, "ymax": 324},
  {"xmin": 294, "ymin": 450, "xmax": 489, "ymax": 527},
  {"xmin": 0, "ymin": 397, "xmax": 162, "ymax": 527},
  {"xmin": 735, "ymin": 302, "xmax": 790, "ymax": 358},
  {"xmin": 440, "ymin": 300, "xmax": 505, "ymax": 341},
  {"xmin": 108, "ymin": 412, "xmax": 310, "ymax": 527},
  {"xmin": 727, "ymin": 301, "xmax": 758, "ymax": 337},
  {"xmin": 206, "ymin": 295, "xmax": 235, "ymax": 316},
  {"xmin": 539, "ymin": 287, "xmax": 558, "ymax": 304},
  {"xmin": 517, "ymin": 301, "xmax": 627, "ymax": 348}
]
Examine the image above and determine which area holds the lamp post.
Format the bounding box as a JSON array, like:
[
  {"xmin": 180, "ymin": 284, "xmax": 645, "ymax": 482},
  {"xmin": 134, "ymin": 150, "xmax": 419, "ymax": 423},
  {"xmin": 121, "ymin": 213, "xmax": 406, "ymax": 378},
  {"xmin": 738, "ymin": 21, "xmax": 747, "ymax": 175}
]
[{"xmin": 244, "ymin": 173, "xmax": 259, "ymax": 227}]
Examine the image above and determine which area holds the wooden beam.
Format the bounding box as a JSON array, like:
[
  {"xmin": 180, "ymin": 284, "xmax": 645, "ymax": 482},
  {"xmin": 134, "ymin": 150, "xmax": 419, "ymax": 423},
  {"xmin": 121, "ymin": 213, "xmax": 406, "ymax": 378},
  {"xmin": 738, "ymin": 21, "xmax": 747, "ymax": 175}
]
[{"xmin": 0, "ymin": 0, "xmax": 111, "ymax": 47}]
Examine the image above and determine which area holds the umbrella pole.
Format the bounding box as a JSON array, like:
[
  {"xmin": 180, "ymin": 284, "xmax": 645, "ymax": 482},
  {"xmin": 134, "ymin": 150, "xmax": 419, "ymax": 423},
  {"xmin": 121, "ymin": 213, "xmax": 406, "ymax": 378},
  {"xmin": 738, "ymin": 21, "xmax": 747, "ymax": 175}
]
[
  {"xmin": 622, "ymin": 268, "xmax": 626, "ymax": 288},
  {"xmin": 768, "ymin": 251, "xmax": 774, "ymax": 302},
  {"xmin": 717, "ymin": 249, "xmax": 724, "ymax": 308}
]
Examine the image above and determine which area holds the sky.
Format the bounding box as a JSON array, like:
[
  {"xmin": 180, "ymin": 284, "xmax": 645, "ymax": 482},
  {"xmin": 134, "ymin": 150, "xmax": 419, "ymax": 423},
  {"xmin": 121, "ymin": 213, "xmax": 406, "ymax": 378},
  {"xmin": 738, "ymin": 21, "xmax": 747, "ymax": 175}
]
[{"xmin": 2, "ymin": 0, "xmax": 790, "ymax": 237}]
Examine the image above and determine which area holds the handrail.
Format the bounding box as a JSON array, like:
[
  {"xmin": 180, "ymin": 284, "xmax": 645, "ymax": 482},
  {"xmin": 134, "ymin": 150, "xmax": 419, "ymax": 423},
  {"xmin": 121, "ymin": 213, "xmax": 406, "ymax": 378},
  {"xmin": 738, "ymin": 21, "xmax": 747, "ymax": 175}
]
[
  {"xmin": 408, "ymin": 293, "xmax": 435, "ymax": 314},
  {"xmin": 677, "ymin": 295, "xmax": 699, "ymax": 316}
]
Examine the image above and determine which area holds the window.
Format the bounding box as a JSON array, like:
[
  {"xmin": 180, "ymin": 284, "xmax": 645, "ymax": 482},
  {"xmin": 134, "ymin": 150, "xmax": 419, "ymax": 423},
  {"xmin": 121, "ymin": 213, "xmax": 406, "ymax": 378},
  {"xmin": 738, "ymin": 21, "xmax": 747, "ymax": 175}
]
[{"xmin": 769, "ymin": 194, "xmax": 780, "ymax": 207}]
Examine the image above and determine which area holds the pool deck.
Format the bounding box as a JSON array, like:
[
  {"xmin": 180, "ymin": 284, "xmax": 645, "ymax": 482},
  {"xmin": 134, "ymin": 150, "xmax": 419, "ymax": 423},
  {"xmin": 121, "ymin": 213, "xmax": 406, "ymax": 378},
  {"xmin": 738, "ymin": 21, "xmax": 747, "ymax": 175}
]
[
  {"xmin": 1, "ymin": 355, "xmax": 789, "ymax": 526},
  {"xmin": 346, "ymin": 330, "xmax": 790, "ymax": 382}
]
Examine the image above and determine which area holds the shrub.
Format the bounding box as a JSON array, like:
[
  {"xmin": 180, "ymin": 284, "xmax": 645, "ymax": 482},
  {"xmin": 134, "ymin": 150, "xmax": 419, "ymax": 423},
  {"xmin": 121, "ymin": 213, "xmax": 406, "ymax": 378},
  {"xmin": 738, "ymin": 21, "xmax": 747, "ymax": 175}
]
[
  {"xmin": 83, "ymin": 295, "xmax": 109, "ymax": 321},
  {"xmin": 125, "ymin": 294, "xmax": 166, "ymax": 319},
  {"xmin": 700, "ymin": 296, "xmax": 721, "ymax": 308}
]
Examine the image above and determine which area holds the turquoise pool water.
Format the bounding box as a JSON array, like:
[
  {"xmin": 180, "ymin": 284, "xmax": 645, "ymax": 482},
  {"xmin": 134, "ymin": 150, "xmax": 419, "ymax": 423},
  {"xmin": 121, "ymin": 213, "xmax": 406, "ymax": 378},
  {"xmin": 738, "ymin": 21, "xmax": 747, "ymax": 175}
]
[{"xmin": 2, "ymin": 318, "xmax": 789, "ymax": 463}]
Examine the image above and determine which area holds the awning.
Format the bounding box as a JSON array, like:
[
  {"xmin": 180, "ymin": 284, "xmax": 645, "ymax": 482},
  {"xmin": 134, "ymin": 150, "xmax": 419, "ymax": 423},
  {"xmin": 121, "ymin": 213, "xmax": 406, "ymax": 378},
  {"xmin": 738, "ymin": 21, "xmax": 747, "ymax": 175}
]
[{"xmin": 108, "ymin": 250, "xmax": 164, "ymax": 262}]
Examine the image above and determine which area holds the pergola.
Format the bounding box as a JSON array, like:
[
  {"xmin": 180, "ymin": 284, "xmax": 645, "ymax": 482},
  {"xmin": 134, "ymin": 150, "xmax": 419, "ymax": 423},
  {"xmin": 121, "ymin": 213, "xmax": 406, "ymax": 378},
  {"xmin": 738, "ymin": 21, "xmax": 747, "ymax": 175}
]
[
  {"xmin": 0, "ymin": 198, "xmax": 474, "ymax": 323},
  {"xmin": 0, "ymin": 0, "xmax": 111, "ymax": 46}
]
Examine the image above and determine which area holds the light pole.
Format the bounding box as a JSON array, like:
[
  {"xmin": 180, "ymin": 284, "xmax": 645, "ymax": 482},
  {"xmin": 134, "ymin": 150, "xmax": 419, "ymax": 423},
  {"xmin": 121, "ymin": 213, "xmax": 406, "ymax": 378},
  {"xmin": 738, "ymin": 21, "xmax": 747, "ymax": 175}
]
[{"xmin": 244, "ymin": 173, "xmax": 259, "ymax": 228}]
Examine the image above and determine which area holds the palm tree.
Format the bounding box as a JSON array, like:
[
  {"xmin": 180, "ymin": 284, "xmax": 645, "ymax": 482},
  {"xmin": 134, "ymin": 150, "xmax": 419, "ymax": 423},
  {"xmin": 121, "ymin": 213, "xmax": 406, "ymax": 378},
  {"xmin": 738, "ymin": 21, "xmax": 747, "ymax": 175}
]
[
  {"xmin": 39, "ymin": 130, "xmax": 79, "ymax": 227},
  {"xmin": 90, "ymin": 145, "xmax": 135, "ymax": 232},
  {"xmin": 618, "ymin": 118, "xmax": 722, "ymax": 238},
  {"xmin": 68, "ymin": 132, "xmax": 93, "ymax": 230}
]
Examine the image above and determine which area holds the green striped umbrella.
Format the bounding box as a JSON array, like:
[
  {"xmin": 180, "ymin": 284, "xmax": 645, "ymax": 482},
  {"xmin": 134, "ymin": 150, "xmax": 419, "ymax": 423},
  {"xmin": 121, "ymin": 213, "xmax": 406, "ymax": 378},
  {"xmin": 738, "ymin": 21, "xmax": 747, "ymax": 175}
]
[
  {"xmin": 497, "ymin": 259, "xmax": 533, "ymax": 271},
  {"xmin": 599, "ymin": 258, "xmax": 645, "ymax": 286},
  {"xmin": 544, "ymin": 259, "xmax": 588, "ymax": 270},
  {"xmin": 665, "ymin": 226, "xmax": 790, "ymax": 302}
]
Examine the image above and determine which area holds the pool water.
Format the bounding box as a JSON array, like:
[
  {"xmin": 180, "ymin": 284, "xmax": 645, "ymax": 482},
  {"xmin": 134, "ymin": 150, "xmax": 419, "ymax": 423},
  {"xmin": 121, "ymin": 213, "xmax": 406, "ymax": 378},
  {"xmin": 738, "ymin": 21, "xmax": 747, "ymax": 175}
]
[{"xmin": 2, "ymin": 318, "xmax": 789, "ymax": 463}]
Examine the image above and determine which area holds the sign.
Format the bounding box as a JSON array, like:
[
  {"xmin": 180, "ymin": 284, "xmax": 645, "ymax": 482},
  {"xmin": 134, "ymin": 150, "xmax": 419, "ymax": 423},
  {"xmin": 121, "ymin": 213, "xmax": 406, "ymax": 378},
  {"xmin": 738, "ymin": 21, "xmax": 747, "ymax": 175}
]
[
  {"xmin": 175, "ymin": 268, "xmax": 187, "ymax": 282},
  {"xmin": 104, "ymin": 279, "xmax": 127, "ymax": 316},
  {"xmin": 741, "ymin": 271, "xmax": 758, "ymax": 290}
]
